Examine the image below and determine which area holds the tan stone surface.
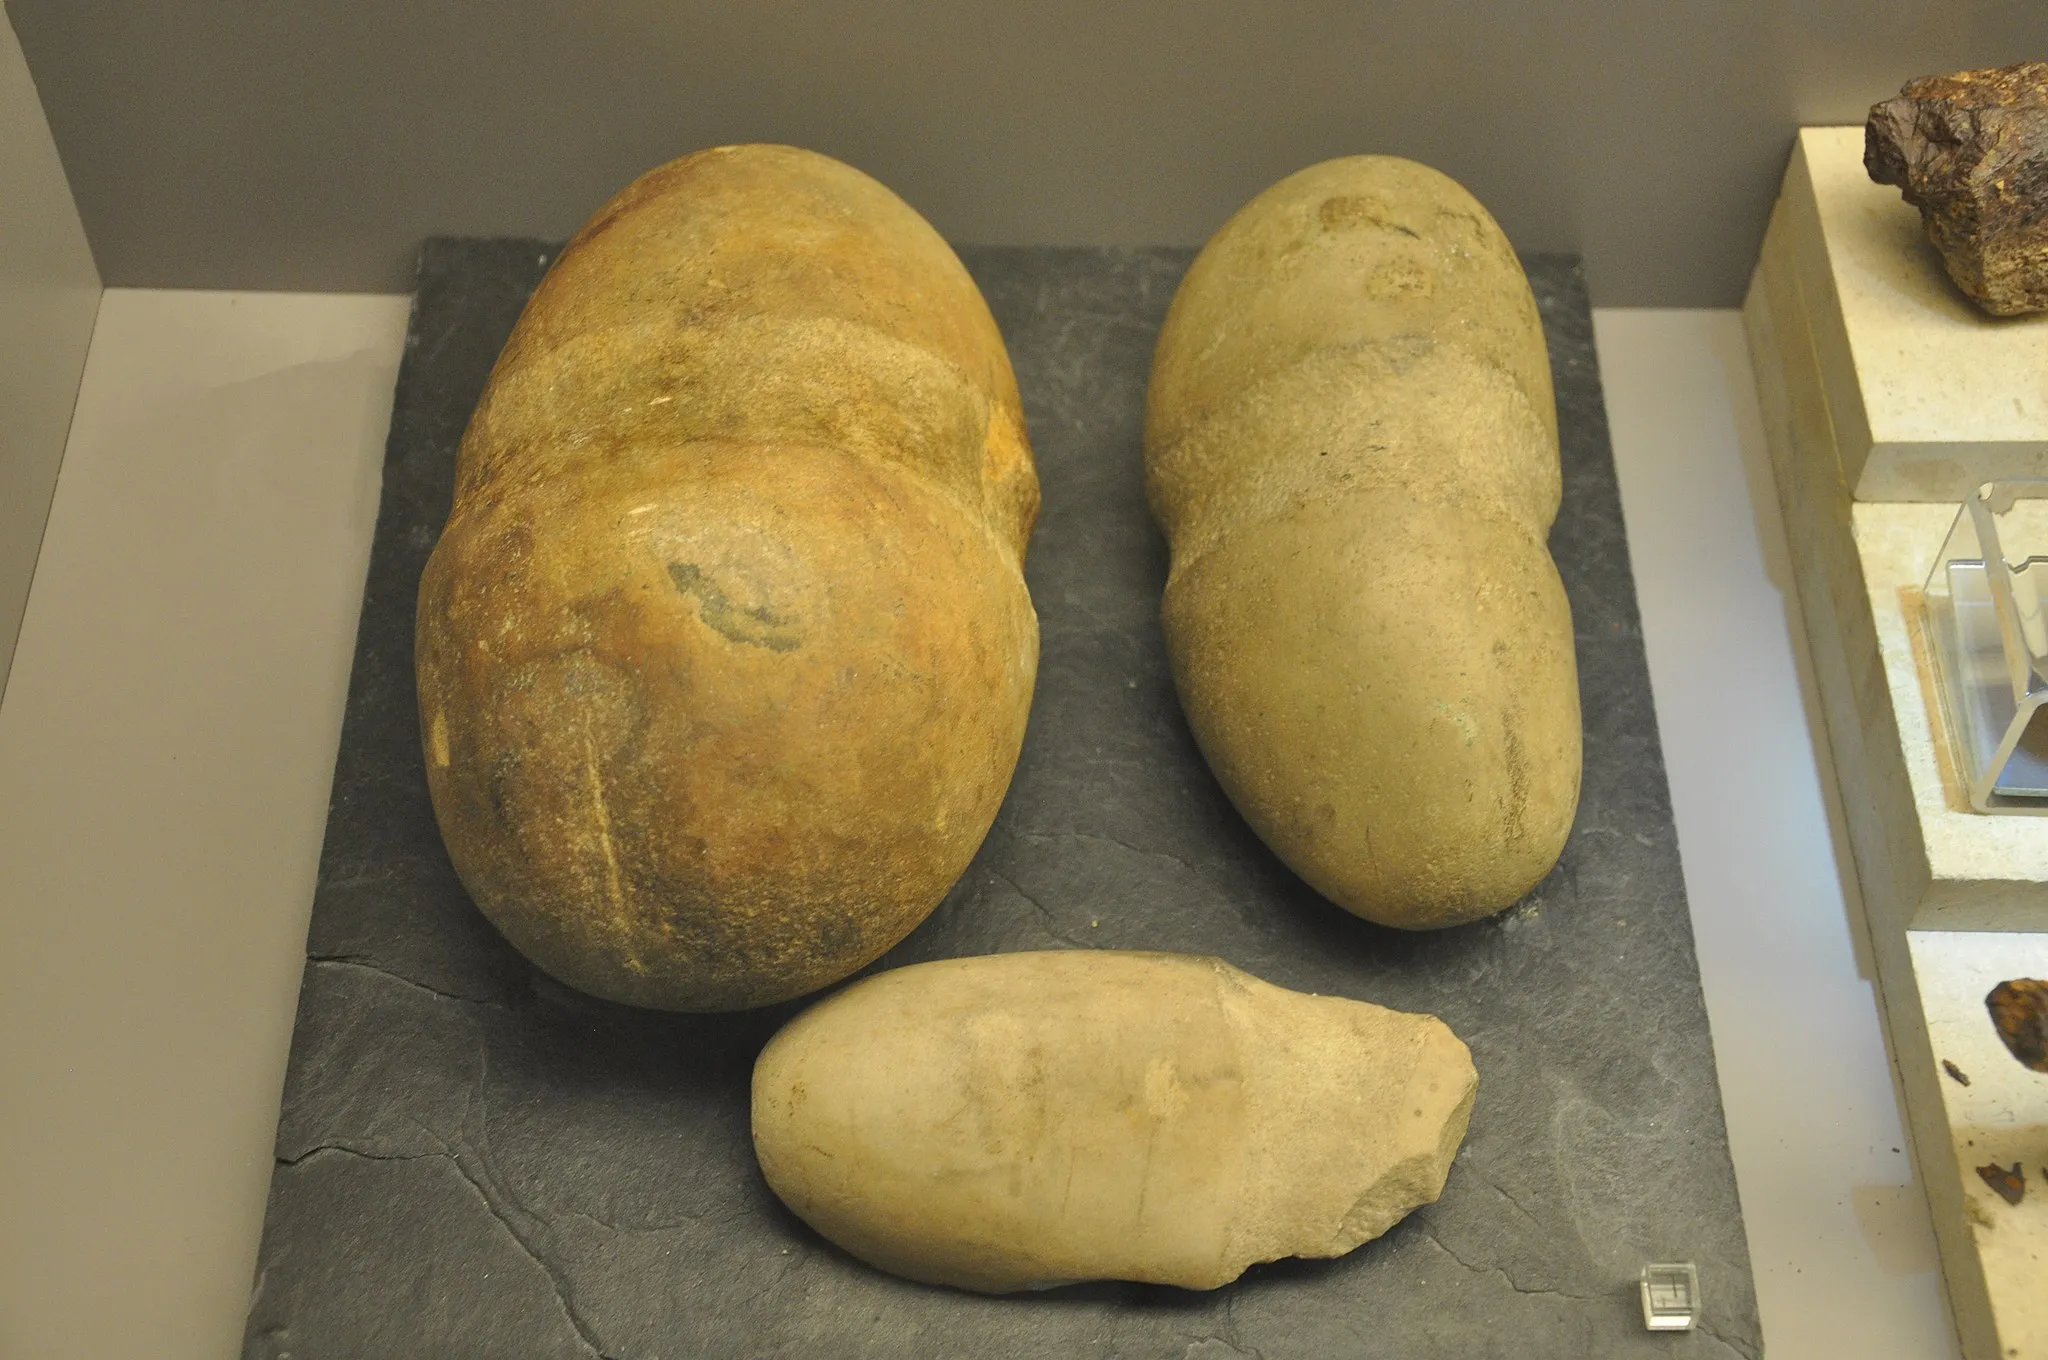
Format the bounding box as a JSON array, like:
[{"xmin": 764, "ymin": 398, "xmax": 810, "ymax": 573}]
[
  {"xmin": 751, "ymin": 950, "xmax": 1475, "ymax": 1293},
  {"xmin": 1142, "ymin": 156, "xmax": 1580, "ymax": 930},
  {"xmin": 417, "ymin": 145, "xmax": 1041, "ymax": 1012},
  {"xmin": 1913, "ymin": 930, "xmax": 2048, "ymax": 1360},
  {"xmin": 1795, "ymin": 127, "xmax": 2048, "ymax": 501}
]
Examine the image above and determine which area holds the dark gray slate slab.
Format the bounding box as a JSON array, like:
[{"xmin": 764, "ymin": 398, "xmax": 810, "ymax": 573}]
[{"xmin": 245, "ymin": 242, "xmax": 1761, "ymax": 1360}]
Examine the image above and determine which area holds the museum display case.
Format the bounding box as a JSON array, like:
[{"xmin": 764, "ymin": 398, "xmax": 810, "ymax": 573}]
[{"xmin": 5, "ymin": 6, "xmax": 2046, "ymax": 1357}]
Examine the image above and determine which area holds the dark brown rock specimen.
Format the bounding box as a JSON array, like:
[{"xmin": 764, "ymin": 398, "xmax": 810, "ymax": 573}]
[
  {"xmin": 1987, "ymin": 978, "xmax": 2048, "ymax": 1071},
  {"xmin": 1976, "ymin": 1161, "xmax": 2026, "ymax": 1207},
  {"xmin": 1866, "ymin": 62, "xmax": 2048, "ymax": 316}
]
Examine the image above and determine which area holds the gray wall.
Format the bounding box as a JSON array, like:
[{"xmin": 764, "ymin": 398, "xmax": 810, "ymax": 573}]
[
  {"xmin": 0, "ymin": 0, "xmax": 100, "ymax": 704},
  {"xmin": 11, "ymin": 1, "xmax": 2047, "ymax": 306}
]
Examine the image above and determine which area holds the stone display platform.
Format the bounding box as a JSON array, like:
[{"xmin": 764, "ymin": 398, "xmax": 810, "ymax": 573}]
[
  {"xmin": 1782, "ymin": 125, "xmax": 2048, "ymax": 502},
  {"xmin": 243, "ymin": 242, "xmax": 1759, "ymax": 1359},
  {"xmin": 1746, "ymin": 128, "xmax": 2048, "ymax": 1360}
]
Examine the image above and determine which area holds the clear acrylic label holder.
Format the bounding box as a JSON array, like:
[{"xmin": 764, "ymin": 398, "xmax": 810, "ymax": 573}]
[{"xmin": 1923, "ymin": 481, "xmax": 2048, "ymax": 814}]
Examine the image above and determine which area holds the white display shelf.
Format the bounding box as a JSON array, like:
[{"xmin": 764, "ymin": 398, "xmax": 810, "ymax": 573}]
[{"xmin": 1744, "ymin": 126, "xmax": 2048, "ymax": 1360}]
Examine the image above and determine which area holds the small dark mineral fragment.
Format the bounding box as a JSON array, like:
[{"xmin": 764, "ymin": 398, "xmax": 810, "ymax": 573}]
[
  {"xmin": 1977, "ymin": 1161, "xmax": 2026, "ymax": 1206},
  {"xmin": 1943, "ymin": 1058, "xmax": 1972, "ymax": 1086},
  {"xmin": 1987, "ymin": 978, "xmax": 2048, "ymax": 1071},
  {"xmin": 1866, "ymin": 62, "xmax": 2048, "ymax": 316}
]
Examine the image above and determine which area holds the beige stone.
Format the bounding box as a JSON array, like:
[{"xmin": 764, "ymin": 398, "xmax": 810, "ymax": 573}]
[
  {"xmin": 750, "ymin": 950, "xmax": 1476, "ymax": 1293},
  {"xmin": 416, "ymin": 146, "xmax": 1040, "ymax": 1012},
  {"xmin": 1143, "ymin": 156, "xmax": 1580, "ymax": 930},
  {"xmin": 1791, "ymin": 126, "xmax": 2048, "ymax": 502}
]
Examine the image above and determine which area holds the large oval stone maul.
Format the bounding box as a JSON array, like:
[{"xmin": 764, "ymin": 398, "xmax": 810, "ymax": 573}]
[
  {"xmin": 415, "ymin": 145, "xmax": 1041, "ymax": 1012},
  {"xmin": 751, "ymin": 950, "xmax": 1477, "ymax": 1293}
]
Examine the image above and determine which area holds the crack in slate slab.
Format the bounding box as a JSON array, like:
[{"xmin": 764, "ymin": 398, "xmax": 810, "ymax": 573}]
[
  {"xmin": 986, "ymin": 869, "xmax": 1093, "ymax": 948},
  {"xmin": 1014, "ymin": 827, "xmax": 1200, "ymax": 875},
  {"xmin": 1470, "ymin": 1169, "xmax": 1546, "ymax": 1229},
  {"xmin": 278, "ymin": 1143, "xmax": 447, "ymax": 1169},
  {"xmin": 277, "ymin": 1142, "xmax": 618, "ymax": 1360},
  {"xmin": 1414, "ymin": 1222, "xmax": 1598, "ymax": 1304},
  {"xmin": 1202, "ymin": 1290, "xmax": 1262, "ymax": 1359},
  {"xmin": 1416, "ymin": 1223, "xmax": 1753, "ymax": 1358},
  {"xmin": 307, "ymin": 954, "xmax": 508, "ymax": 1007},
  {"xmin": 1692, "ymin": 1317, "xmax": 1758, "ymax": 1360},
  {"xmin": 737, "ymin": 1239, "xmax": 811, "ymax": 1310}
]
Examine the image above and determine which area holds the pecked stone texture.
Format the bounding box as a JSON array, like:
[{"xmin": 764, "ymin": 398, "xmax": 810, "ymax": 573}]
[
  {"xmin": 1867, "ymin": 62, "xmax": 2048, "ymax": 316},
  {"xmin": 752, "ymin": 951, "xmax": 1478, "ymax": 1293},
  {"xmin": 416, "ymin": 147, "xmax": 1040, "ymax": 1012},
  {"xmin": 244, "ymin": 243, "xmax": 1761, "ymax": 1359},
  {"xmin": 1145, "ymin": 157, "xmax": 1580, "ymax": 930}
]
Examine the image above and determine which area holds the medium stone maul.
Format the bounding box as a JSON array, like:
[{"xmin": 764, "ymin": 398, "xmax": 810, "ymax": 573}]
[
  {"xmin": 1867, "ymin": 62, "xmax": 2048, "ymax": 316},
  {"xmin": 245, "ymin": 243, "xmax": 1760, "ymax": 1358},
  {"xmin": 1145, "ymin": 157, "xmax": 1579, "ymax": 929}
]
